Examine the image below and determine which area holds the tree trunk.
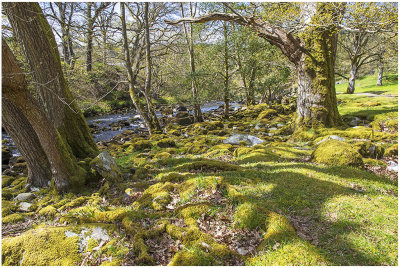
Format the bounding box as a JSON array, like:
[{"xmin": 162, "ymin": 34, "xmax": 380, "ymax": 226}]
[
  {"xmin": 295, "ymin": 46, "xmax": 342, "ymax": 128},
  {"xmin": 247, "ymin": 65, "xmax": 256, "ymax": 106},
  {"xmin": 223, "ymin": 20, "xmax": 230, "ymax": 118},
  {"xmin": 143, "ymin": 2, "xmax": 162, "ymax": 133},
  {"xmin": 2, "ymin": 98, "xmax": 52, "ymax": 188},
  {"xmin": 346, "ymin": 62, "xmax": 357, "ymax": 94},
  {"xmin": 120, "ymin": 3, "xmax": 161, "ymax": 135},
  {"xmin": 377, "ymin": 61, "xmax": 384, "ymax": 86},
  {"xmin": 102, "ymin": 30, "xmax": 107, "ymax": 65},
  {"xmin": 2, "ymin": 40, "xmax": 86, "ymax": 192},
  {"xmin": 86, "ymin": 3, "xmax": 94, "ymax": 72},
  {"xmin": 4, "ymin": 2, "xmax": 98, "ymax": 158},
  {"xmin": 181, "ymin": 3, "xmax": 203, "ymax": 123}
]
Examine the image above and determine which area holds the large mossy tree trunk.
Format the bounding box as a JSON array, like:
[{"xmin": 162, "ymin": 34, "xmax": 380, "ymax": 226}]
[
  {"xmin": 166, "ymin": 2, "xmax": 345, "ymax": 130},
  {"xmin": 4, "ymin": 2, "xmax": 98, "ymax": 159},
  {"xmin": 2, "ymin": 99, "xmax": 52, "ymax": 188},
  {"xmin": 2, "ymin": 40, "xmax": 86, "ymax": 192}
]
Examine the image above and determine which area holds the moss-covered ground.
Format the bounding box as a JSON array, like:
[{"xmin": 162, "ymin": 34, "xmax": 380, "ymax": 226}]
[{"xmin": 2, "ymin": 74, "xmax": 398, "ymax": 265}]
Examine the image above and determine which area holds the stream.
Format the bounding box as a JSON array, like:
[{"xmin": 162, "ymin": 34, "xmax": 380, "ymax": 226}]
[{"xmin": 2, "ymin": 101, "xmax": 242, "ymax": 157}]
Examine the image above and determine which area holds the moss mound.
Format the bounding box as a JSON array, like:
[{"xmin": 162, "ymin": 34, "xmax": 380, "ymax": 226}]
[
  {"xmin": 2, "ymin": 227, "xmax": 82, "ymax": 266},
  {"xmin": 312, "ymin": 140, "xmax": 363, "ymax": 167}
]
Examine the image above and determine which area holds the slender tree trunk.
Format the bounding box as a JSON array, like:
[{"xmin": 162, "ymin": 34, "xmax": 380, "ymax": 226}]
[
  {"xmin": 181, "ymin": 3, "xmax": 203, "ymax": 123},
  {"xmin": 102, "ymin": 30, "xmax": 107, "ymax": 65},
  {"xmin": 346, "ymin": 62, "xmax": 357, "ymax": 94},
  {"xmin": 86, "ymin": 3, "xmax": 94, "ymax": 72},
  {"xmin": 223, "ymin": 20, "xmax": 230, "ymax": 118},
  {"xmin": 143, "ymin": 2, "xmax": 162, "ymax": 132},
  {"xmin": 377, "ymin": 60, "xmax": 384, "ymax": 86},
  {"xmin": 5, "ymin": 2, "xmax": 98, "ymax": 158},
  {"xmin": 2, "ymin": 40, "xmax": 86, "ymax": 192},
  {"xmin": 120, "ymin": 3, "xmax": 161, "ymax": 135},
  {"xmin": 2, "ymin": 98, "xmax": 52, "ymax": 188},
  {"xmin": 247, "ymin": 65, "xmax": 257, "ymax": 105}
]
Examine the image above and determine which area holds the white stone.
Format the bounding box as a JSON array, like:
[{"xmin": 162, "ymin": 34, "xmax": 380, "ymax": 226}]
[
  {"xmin": 19, "ymin": 202, "xmax": 32, "ymax": 212},
  {"xmin": 14, "ymin": 193, "xmax": 34, "ymax": 201}
]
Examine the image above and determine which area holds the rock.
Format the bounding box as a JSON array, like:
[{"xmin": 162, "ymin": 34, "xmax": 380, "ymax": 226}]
[
  {"xmin": 237, "ymin": 247, "xmax": 248, "ymax": 256},
  {"xmin": 90, "ymin": 226, "xmax": 110, "ymax": 241},
  {"xmin": 175, "ymin": 105, "xmax": 188, "ymax": 112},
  {"xmin": 161, "ymin": 107, "xmax": 174, "ymax": 115},
  {"xmin": 19, "ymin": 202, "xmax": 32, "ymax": 212},
  {"xmin": 315, "ymin": 135, "xmax": 346, "ymax": 145},
  {"xmin": 16, "ymin": 156, "xmax": 25, "ymax": 163},
  {"xmin": 12, "ymin": 162, "xmax": 27, "ymax": 174},
  {"xmin": 223, "ymin": 134, "xmax": 264, "ymax": 147},
  {"xmin": 173, "ymin": 116, "xmax": 194, "ymax": 126},
  {"xmin": 349, "ymin": 116, "xmax": 362, "ymax": 127},
  {"xmin": 387, "ymin": 161, "xmax": 398, "ymax": 172},
  {"xmin": 276, "ymin": 123, "xmax": 285, "ymax": 127},
  {"xmin": 14, "ymin": 192, "xmax": 34, "ymax": 201},
  {"xmin": 90, "ymin": 151, "xmax": 123, "ymax": 183},
  {"xmin": 269, "ymin": 127, "xmax": 278, "ymax": 131},
  {"xmin": 2, "ymin": 147, "xmax": 11, "ymax": 165},
  {"xmin": 312, "ymin": 140, "xmax": 363, "ymax": 167},
  {"xmin": 355, "ymin": 142, "xmax": 385, "ymax": 159}
]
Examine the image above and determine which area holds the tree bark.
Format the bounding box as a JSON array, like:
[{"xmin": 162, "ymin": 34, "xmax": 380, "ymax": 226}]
[
  {"xmin": 346, "ymin": 62, "xmax": 357, "ymax": 94},
  {"xmin": 166, "ymin": 3, "xmax": 345, "ymax": 129},
  {"xmin": 247, "ymin": 65, "xmax": 257, "ymax": 106},
  {"xmin": 2, "ymin": 40, "xmax": 86, "ymax": 192},
  {"xmin": 86, "ymin": 3, "xmax": 94, "ymax": 72},
  {"xmin": 223, "ymin": 20, "xmax": 230, "ymax": 118},
  {"xmin": 377, "ymin": 60, "xmax": 384, "ymax": 86},
  {"xmin": 2, "ymin": 98, "xmax": 52, "ymax": 188},
  {"xmin": 4, "ymin": 2, "xmax": 98, "ymax": 158}
]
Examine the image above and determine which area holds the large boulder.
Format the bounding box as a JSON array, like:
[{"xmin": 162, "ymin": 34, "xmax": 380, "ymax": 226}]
[
  {"xmin": 311, "ymin": 140, "xmax": 363, "ymax": 167},
  {"xmin": 223, "ymin": 134, "xmax": 264, "ymax": 147},
  {"xmin": 90, "ymin": 151, "xmax": 123, "ymax": 183}
]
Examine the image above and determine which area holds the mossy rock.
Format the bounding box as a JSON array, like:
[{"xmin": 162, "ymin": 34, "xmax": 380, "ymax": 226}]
[
  {"xmin": 233, "ymin": 147, "xmax": 254, "ymax": 157},
  {"xmin": 130, "ymin": 140, "xmax": 152, "ymax": 151},
  {"xmin": 153, "ymin": 152, "xmax": 171, "ymax": 160},
  {"xmin": 157, "ymin": 172, "xmax": 190, "ymax": 182},
  {"xmin": 2, "ymin": 200, "xmax": 17, "ymax": 217},
  {"xmin": 2, "ymin": 227, "xmax": 82, "ymax": 265},
  {"xmin": 257, "ymin": 109, "xmax": 278, "ymax": 120},
  {"xmin": 384, "ymin": 143, "xmax": 398, "ymax": 157},
  {"xmin": 2, "ymin": 176, "xmax": 15, "ymax": 187},
  {"xmin": 169, "ymin": 246, "xmax": 218, "ymax": 266},
  {"xmin": 175, "ymin": 159, "xmax": 240, "ymax": 172},
  {"xmin": 233, "ymin": 202, "xmax": 265, "ymax": 230},
  {"xmin": 2, "ymin": 213, "xmax": 25, "ymax": 224},
  {"xmin": 354, "ymin": 141, "xmax": 385, "ymax": 159},
  {"xmin": 156, "ymin": 138, "xmax": 176, "ymax": 148},
  {"xmin": 311, "ymin": 140, "xmax": 363, "ymax": 167},
  {"xmin": 38, "ymin": 205, "xmax": 58, "ymax": 218}
]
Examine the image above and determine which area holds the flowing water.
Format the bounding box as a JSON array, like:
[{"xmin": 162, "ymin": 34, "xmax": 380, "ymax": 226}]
[{"xmin": 2, "ymin": 101, "xmax": 242, "ymax": 156}]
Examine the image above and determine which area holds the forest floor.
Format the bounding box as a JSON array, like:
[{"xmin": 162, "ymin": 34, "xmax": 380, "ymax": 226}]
[{"xmin": 2, "ymin": 75, "xmax": 398, "ymax": 266}]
